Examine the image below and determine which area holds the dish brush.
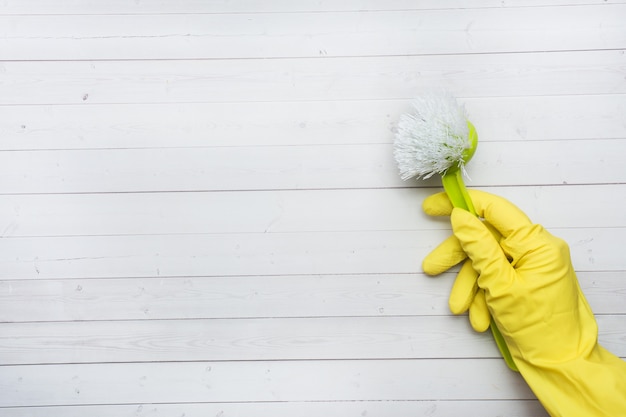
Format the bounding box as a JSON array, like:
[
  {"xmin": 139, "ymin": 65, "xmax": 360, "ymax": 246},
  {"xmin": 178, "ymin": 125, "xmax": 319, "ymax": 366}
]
[{"xmin": 393, "ymin": 92, "xmax": 518, "ymax": 372}]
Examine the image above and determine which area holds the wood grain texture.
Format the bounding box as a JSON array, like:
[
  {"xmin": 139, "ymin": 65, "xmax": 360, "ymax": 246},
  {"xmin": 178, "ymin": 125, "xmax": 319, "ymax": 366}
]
[
  {"xmin": 1, "ymin": 1, "xmax": 625, "ymax": 415},
  {"xmin": 0, "ymin": 185, "xmax": 624, "ymax": 237},
  {"xmin": 0, "ymin": 359, "xmax": 535, "ymax": 407},
  {"xmin": 2, "ymin": 6, "xmax": 625, "ymax": 60},
  {"xmin": 0, "ymin": 0, "xmax": 623, "ymax": 14},
  {"xmin": 0, "ymin": 400, "xmax": 552, "ymax": 417},
  {"xmin": 1, "ymin": 50, "xmax": 625, "ymax": 105}
]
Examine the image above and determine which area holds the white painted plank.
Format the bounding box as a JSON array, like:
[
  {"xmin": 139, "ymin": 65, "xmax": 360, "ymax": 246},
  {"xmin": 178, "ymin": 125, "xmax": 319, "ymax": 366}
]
[
  {"xmin": 0, "ymin": 228, "xmax": 623, "ymax": 280},
  {"xmin": 0, "ymin": 185, "xmax": 624, "ymax": 238},
  {"xmin": 1, "ymin": 140, "xmax": 625, "ymax": 194},
  {"xmin": 580, "ymin": 272, "xmax": 626, "ymax": 314},
  {"xmin": 0, "ymin": 400, "xmax": 551, "ymax": 417},
  {"xmin": 0, "ymin": 274, "xmax": 450, "ymax": 320},
  {"xmin": 0, "ymin": 271, "xmax": 623, "ymax": 322},
  {"xmin": 0, "ymin": 145, "xmax": 405, "ymax": 193},
  {"xmin": 2, "ymin": 95, "xmax": 625, "ymax": 151},
  {"xmin": 3, "ymin": 6, "xmax": 624, "ymax": 60},
  {"xmin": 1, "ymin": 51, "xmax": 624, "ymax": 105},
  {"xmin": 0, "ymin": 359, "xmax": 535, "ymax": 407},
  {"xmin": 0, "ymin": 0, "xmax": 622, "ymax": 14},
  {"xmin": 466, "ymin": 138, "xmax": 626, "ymax": 187},
  {"xmin": 0, "ymin": 316, "xmax": 500, "ymax": 365},
  {"xmin": 465, "ymin": 94, "xmax": 626, "ymax": 143},
  {"xmin": 0, "ymin": 230, "xmax": 440, "ymax": 279},
  {"xmin": 0, "ymin": 100, "xmax": 400, "ymax": 150},
  {"xmin": 1, "ymin": 315, "xmax": 623, "ymax": 365}
]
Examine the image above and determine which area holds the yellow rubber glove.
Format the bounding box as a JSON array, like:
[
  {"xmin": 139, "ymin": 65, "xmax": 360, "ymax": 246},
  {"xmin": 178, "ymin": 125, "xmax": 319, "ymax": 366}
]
[{"xmin": 423, "ymin": 190, "xmax": 626, "ymax": 417}]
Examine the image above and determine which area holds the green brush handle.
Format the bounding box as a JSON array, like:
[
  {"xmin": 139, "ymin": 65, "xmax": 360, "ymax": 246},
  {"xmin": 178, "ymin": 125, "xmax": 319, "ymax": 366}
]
[{"xmin": 441, "ymin": 168, "xmax": 519, "ymax": 372}]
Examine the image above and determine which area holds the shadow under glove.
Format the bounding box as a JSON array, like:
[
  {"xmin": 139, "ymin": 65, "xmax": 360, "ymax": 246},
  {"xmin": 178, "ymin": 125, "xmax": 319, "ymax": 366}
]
[{"xmin": 422, "ymin": 190, "xmax": 626, "ymax": 417}]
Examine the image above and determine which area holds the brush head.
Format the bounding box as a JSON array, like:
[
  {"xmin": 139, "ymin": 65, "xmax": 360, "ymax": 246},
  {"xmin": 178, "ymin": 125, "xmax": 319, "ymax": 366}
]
[{"xmin": 394, "ymin": 93, "xmax": 476, "ymax": 180}]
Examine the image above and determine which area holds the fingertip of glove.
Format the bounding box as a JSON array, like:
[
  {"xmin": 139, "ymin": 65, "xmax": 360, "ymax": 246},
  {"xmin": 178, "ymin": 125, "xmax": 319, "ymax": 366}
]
[
  {"xmin": 422, "ymin": 192, "xmax": 453, "ymax": 216},
  {"xmin": 421, "ymin": 258, "xmax": 439, "ymax": 276},
  {"xmin": 422, "ymin": 255, "xmax": 457, "ymax": 277},
  {"xmin": 471, "ymin": 319, "xmax": 491, "ymax": 333},
  {"xmin": 448, "ymin": 299, "xmax": 469, "ymax": 315},
  {"xmin": 469, "ymin": 289, "xmax": 491, "ymax": 333}
]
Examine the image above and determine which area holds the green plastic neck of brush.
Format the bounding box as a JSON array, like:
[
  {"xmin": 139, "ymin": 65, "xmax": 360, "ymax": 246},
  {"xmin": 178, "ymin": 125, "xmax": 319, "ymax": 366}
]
[
  {"xmin": 441, "ymin": 169, "xmax": 476, "ymax": 215},
  {"xmin": 441, "ymin": 121, "xmax": 478, "ymax": 215},
  {"xmin": 440, "ymin": 121, "xmax": 520, "ymax": 373}
]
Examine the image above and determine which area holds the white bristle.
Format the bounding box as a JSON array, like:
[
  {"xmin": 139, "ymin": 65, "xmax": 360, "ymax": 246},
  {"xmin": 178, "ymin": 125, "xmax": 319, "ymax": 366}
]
[{"xmin": 393, "ymin": 93, "xmax": 470, "ymax": 180}]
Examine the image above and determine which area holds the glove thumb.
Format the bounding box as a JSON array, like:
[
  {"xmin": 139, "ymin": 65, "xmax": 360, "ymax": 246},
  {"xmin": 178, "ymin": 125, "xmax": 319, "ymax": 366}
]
[{"xmin": 450, "ymin": 208, "xmax": 515, "ymax": 293}]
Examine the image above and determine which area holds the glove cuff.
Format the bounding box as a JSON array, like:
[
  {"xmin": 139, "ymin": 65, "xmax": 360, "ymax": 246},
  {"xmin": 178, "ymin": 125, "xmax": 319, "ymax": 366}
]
[{"xmin": 514, "ymin": 345, "xmax": 626, "ymax": 417}]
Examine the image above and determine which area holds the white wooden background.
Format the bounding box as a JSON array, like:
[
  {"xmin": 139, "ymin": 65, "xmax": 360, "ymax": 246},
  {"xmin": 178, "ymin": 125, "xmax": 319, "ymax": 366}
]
[{"xmin": 1, "ymin": 1, "xmax": 625, "ymax": 416}]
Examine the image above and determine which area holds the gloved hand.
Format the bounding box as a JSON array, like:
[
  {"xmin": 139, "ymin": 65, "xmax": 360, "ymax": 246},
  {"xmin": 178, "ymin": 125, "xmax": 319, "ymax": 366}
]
[{"xmin": 422, "ymin": 190, "xmax": 626, "ymax": 417}]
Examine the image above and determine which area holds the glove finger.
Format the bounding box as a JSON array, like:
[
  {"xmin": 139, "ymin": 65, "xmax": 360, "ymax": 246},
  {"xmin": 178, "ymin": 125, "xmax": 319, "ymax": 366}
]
[
  {"xmin": 449, "ymin": 259, "xmax": 478, "ymax": 314},
  {"xmin": 451, "ymin": 208, "xmax": 515, "ymax": 292},
  {"xmin": 422, "ymin": 192, "xmax": 453, "ymax": 217},
  {"xmin": 468, "ymin": 289, "xmax": 491, "ymax": 332},
  {"xmin": 467, "ymin": 190, "xmax": 532, "ymax": 238},
  {"xmin": 422, "ymin": 235, "xmax": 467, "ymax": 276}
]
